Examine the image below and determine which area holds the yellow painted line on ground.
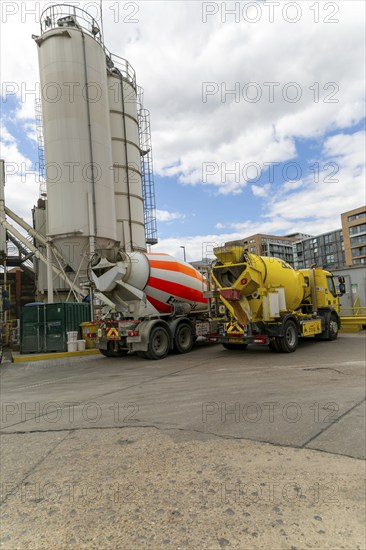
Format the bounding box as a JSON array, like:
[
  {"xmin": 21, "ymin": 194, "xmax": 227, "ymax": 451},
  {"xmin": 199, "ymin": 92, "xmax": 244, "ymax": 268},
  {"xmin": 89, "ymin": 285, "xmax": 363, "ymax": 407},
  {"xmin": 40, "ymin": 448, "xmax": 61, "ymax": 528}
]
[{"xmin": 12, "ymin": 349, "xmax": 100, "ymax": 363}]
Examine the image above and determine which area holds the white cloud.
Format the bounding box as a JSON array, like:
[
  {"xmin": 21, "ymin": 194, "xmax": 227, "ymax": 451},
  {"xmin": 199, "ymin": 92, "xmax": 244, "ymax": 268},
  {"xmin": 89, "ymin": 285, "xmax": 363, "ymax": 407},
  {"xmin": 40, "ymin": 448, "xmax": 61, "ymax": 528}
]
[
  {"xmin": 0, "ymin": 1, "xmax": 364, "ymax": 253},
  {"xmin": 23, "ymin": 122, "xmax": 38, "ymax": 144},
  {"xmin": 2, "ymin": 1, "xmax": 364, "ymax": 196},
  {"xmin": 0, "ymin": 122, "xmax": 39, "ymax": 224},
  {"xmin": 251, "ymin": 183, "xmax": 271, "ymax": 198},
  {"xmin": 155, "ymin": 209, "xmax": 186, "ymax": 222},
  {"xmin": 282, "ymin": 180, "xmax": 304, "ymax": 192},
  {"xmin": 266, "ymin": 131, "xmax": 366, "ymax": 223},
  {"xmin": 205, "ymin": 132, "xmax": 365, "ymax": 239},
  {"xmin": 107, "ymin": 1, "xmax": 365, "ymax": 193}
]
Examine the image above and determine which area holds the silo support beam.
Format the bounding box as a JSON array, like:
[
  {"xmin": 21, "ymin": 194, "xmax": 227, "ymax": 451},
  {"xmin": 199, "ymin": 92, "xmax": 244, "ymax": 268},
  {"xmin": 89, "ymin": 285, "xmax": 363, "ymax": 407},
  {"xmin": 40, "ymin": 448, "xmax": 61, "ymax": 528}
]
[
  {"xmin": 0, "ymin": 215, "xmax": 85, "ymax": 300},
  {"xmin": 5, "ymin": 206, "xmax": 65, "ymax": 265},
  {"xmin": 1, "ymin": 214, "xmax": 118, "ymax": 309},
  {"xmin": 46, "ymin": 242, "xmax": 54, "ymax": 304}
]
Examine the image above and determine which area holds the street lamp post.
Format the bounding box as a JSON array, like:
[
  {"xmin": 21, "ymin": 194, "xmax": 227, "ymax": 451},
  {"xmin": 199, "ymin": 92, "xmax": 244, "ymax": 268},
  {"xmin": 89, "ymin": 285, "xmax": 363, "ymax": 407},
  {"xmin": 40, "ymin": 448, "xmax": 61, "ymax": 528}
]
[{"xmin": 180, "ymin": 246, "xmax": 186, "ymax": 262}]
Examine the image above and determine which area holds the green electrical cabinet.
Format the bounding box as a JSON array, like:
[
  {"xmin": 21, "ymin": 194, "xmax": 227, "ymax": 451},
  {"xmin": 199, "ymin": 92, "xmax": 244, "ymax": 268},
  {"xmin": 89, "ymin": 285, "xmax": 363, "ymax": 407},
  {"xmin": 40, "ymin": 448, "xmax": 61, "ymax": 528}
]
[
  {"xmin": 20, "ymin": 304, "xmax": 44, "ymax": 354},
  {"xmin": 20, "ymin": 303, "xmax": 90, "ymax": 354}
]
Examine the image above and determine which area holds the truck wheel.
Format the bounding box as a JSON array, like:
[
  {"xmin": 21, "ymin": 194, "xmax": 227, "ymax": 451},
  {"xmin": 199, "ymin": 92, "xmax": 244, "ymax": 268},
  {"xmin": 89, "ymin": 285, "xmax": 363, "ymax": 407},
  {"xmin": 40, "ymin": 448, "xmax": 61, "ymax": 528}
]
[
  {"xmin": 278, "ymin": 320, "xmax": 298, "ymax": 353},
  {"xmin": 328, "ymin": 313, "xmax": 339, "ymax": 341},
  {"xmin": 269, "ymin": 339, "xmax": 281, "ymax": 352},
  {"xmin": 145, "ymin": 326, "xmax": 170, "ymax": 360},
  {"xmin": 222, "ymin": 343, "xmax": 248, "ymax": 350},
  {"xmin": 174, "ymin": 323, "xmax": 195, "ymax": 354}
]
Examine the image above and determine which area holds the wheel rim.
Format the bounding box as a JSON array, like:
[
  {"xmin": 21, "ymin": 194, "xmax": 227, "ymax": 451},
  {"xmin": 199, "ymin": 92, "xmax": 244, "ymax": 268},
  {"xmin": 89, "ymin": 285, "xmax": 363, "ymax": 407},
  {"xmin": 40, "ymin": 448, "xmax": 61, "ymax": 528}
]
[
  {"xmin": 178, "ymin": 326, "xmax": 191, "ymax": 350},
  {"xmin": 152, "ymin": 330, "xmax": 168, "ymax": 354},
  {"xmin": 286, "ymin": 325, "xmax": 296, "ymax": 347},
  {"xmin": 330, "ymin": 319, "xmax": 338, "ymax": 335}
]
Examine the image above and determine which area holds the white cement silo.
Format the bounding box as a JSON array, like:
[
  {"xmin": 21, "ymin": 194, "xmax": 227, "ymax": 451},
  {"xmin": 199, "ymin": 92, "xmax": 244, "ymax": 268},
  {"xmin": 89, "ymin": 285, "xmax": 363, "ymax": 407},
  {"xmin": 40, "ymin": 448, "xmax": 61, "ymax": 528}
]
[
  {"xmin": 107, "ymin": 56, "xmax": 146, "ymax": 252},
  {"xmin": 35, "ymin": 6, "xmax": 118, "ymax": 273}
]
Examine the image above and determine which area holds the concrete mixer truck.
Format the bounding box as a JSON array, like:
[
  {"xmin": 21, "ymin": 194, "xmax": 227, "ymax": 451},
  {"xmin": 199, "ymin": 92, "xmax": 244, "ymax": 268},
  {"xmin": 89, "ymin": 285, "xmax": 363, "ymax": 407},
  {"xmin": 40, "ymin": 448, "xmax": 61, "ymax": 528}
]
[
  {"xmin": 92, "ymin": 251, "xmax": 218, "ymax": 359},
  {"xmin": 211, "ymin": 245, "xmax": 345, "ymax": 353}
]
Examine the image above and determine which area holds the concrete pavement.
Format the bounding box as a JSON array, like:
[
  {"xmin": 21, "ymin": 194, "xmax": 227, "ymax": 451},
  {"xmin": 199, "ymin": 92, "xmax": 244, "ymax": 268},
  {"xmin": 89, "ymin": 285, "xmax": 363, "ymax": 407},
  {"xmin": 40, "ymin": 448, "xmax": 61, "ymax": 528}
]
[{"xmin": 1, "ymin": 333, "xmax": 365, "ymax": 549}]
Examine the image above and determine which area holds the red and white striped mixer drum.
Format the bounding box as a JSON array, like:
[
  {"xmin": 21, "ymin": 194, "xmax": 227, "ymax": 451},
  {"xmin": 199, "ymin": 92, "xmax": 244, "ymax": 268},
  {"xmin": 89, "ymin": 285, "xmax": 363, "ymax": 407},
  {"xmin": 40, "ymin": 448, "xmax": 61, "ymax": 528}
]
[{"xmin": 145, "ymin": 253, "xmax": 208, "ymax": 314}]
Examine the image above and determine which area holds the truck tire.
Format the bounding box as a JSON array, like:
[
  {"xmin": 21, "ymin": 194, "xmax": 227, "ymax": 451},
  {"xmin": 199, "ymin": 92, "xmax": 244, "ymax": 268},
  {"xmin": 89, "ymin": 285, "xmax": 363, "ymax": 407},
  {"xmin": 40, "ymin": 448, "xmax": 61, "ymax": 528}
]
[
  {"xmin": 278, "ymin": 320, "xmax": 298, "ymax": 353},
  {"xmin": 315, "ymin": 311, "xmax": 340, "ymax": 341},
  {"xmin": 222, "ymin": 343, "xmax": 248, "ymax": 351},
  {"xmin": 269, "ymin": 339, "xmax": 281, "ymax": 352},
  {"xmin": 174, "ymin": 323, "xmax": 195, "ymax": 354},
  {"xmin": 328, "ymin": 312, "xmax": 339, "ymax": 341},
  {"xmin": 99, "ymin": 342, "xmax": 128, "ymax": 358},
  {"xmin": 145, "ymin": 326, "xmax": 170, "ymax": 360}
]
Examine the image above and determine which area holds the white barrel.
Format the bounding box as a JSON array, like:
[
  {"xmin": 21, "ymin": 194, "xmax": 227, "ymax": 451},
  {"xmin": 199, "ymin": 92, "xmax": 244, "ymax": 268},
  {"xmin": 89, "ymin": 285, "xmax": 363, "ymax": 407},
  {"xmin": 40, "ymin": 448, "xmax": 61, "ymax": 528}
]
[
  {"xmin": 67, "ymin": 331, "xmax": 78, "ymax": 342},
  {"xmin": 67, "ymin": 341, "xmax": 78, "ymax": 352},
  {"xmin": 35, "ymin": 23, "xmax": 117, "ymax": 270},
  {"xmin": 108, "ymin": 68, "xmax": 146, "ymax": 252},
  {"xmin": 77, "ymin": 340, "xmax": 86, "ymax": 351}
]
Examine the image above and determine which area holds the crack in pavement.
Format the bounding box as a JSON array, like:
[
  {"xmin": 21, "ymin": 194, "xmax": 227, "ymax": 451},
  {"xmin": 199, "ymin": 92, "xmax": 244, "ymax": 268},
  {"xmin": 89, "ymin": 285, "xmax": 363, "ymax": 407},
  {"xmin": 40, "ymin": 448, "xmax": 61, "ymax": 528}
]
[
  {"xmin": 1, "ymin": 420, "xmax": 365, "ymax": 461},
  {"xmin": 302, "ymin": 367, "xmax": 348, "ymax": 375},
  {"xmin": 301, "ymin": 396, "xmax": 366, "ymax": 448},
  {"xmin": 0, "ymin": 430, "xmax": 74, "ymax": 507},
  {"xmin": 2, "ymin": 357, "xmax": 222, "ymax": 430}
]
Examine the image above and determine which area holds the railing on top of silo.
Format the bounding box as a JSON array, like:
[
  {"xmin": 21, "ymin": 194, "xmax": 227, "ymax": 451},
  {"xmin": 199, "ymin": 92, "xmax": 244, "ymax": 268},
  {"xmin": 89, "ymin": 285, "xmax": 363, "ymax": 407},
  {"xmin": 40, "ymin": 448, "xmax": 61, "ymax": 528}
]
[{"xmin": 40, "ymin": 4, "xmax": 103, "ymax": 45}]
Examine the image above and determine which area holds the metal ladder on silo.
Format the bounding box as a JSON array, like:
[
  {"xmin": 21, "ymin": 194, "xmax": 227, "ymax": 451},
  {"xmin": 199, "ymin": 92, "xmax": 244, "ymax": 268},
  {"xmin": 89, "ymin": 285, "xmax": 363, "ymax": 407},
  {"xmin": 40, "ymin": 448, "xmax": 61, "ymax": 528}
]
[
  {"xmin": 138, "ymin": 106, "xmax": 158, "ymax": 246},
  {"xmin": 35, "ymin": 99, "xmax": 47, "ymax": 198}
]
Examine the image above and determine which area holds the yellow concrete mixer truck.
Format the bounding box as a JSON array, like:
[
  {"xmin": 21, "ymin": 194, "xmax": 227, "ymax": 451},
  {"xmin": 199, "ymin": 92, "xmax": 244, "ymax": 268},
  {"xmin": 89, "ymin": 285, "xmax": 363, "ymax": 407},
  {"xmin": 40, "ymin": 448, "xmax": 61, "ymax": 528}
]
[{"xmin": 211, "ymin": 245, "xmax": 345, "ymax": 353}]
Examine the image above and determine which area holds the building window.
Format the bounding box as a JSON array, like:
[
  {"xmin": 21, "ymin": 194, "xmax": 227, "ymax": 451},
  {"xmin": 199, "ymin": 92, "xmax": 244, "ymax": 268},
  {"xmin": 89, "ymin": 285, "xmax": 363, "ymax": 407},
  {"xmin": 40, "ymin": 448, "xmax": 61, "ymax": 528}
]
[
  {"xmin": 326, "ymin": 254, "xmax": 335, "ymax": 264},
  {"xmin": 324, "ymin": 234, "xmax": 334, "ymax": 244},
  {"xmin": 352, "ymin": 258, "xmax": 366, "ymax": 265},
  {"xmin": 250, "ymin": 246, "xmax": 256, "ymax": 253},
  {"xmin": 348, "ymin": 211, "xmax": 366, "ymax": 222},
  {"xmin": 351, "ymin": 246, "xmax": 366, "ymax": 257},
  {"xmin": 350, "ymin": 234, "xmax": 366, "ymax": 245},
  {"xmin": 349, "ymin": 223, "xmax": 366, "ymax": 236}
]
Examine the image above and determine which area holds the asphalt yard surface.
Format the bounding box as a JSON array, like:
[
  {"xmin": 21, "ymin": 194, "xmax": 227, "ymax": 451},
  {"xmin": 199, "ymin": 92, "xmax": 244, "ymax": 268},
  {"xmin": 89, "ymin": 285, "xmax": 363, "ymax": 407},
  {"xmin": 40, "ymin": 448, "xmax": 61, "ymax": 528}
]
[{"xmin": 1, "ymin": 333, "xmax": 365, "ymax": 549}]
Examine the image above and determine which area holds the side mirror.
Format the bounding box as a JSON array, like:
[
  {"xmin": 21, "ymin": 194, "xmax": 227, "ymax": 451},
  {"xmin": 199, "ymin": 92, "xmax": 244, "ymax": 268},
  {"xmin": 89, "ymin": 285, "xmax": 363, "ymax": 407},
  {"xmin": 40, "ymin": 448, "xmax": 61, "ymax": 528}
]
[{"xmin": 338, "ymin": 283, "xmax": 346, "ymax": 295}]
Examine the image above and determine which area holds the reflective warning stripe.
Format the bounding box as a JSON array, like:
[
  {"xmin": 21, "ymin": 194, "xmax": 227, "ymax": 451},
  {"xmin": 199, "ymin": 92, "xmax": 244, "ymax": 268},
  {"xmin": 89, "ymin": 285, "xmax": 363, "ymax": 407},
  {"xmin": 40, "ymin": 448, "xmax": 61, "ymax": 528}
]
[
  {"xmin": 226, "ymin": 322, "xmax": 244, "ymax": 335},
  {"xmin": 106, "ymin": 327, "xmax": 119, "ymax": 339}
]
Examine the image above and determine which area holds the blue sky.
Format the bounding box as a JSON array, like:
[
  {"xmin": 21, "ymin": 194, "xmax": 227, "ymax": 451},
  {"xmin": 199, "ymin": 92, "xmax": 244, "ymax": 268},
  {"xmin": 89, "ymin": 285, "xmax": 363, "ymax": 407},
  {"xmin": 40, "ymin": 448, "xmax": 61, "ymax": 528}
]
[{"xmin": 1, "ymin": 1, "xmax": 365, "ymax": 261}]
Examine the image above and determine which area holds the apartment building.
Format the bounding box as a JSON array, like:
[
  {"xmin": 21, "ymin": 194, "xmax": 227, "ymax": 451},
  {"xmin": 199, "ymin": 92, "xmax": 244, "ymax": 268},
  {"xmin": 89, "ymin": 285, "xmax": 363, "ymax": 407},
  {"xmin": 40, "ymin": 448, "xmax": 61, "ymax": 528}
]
[
  {"xmin": 294, "ymin": 230, "xmax": 345, "ymax": 270},
  {"xmin": 341, "ymin": 206, "xmax": 366, "ymax": 267},
  {"xmin": 227, "ymin": 234, "xmax": 310, "ymax": 266}
]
